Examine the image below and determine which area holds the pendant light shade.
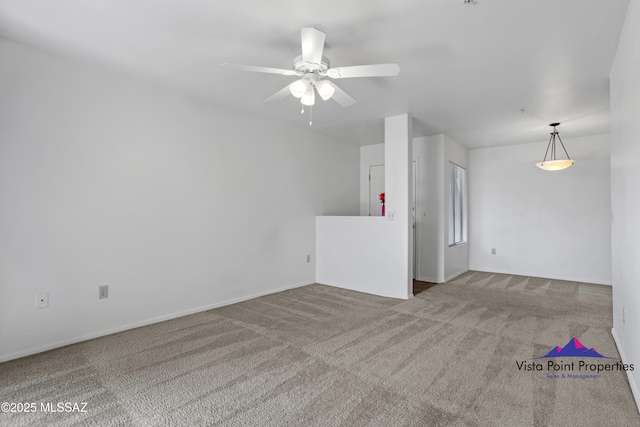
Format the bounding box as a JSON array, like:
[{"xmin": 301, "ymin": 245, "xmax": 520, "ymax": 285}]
[
  {"xmin": 535, "ymin": 123, "xmax": 574, "ymax": 171},
  {"xmin": 535, "ymin": 159, "xmax": 575, "ymax": 171}
]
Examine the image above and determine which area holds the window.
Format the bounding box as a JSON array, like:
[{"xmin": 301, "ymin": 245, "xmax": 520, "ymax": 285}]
[{"xmin": 449, "ymin": 162, "xmax": 467, "ymax": 246}]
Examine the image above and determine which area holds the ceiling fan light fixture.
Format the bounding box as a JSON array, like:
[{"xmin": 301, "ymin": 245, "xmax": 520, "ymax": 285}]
[
  {"xmin": 301, "ymin": 86, "xmax": 315, "ymax": 106},
  {"xmin": 222, "ymin": 27, "xmax": 398, "ymax": 122},
  {"xmin": 289, "ymin": 79, "xmax": 308, "ymax": 98},
  {"xmin": 535, "ymin": 123, "xmax": 574, "ymax": 171},
  {"xmin": 315, "ymin": 80, "xmax": 335, "ymax": 101}
]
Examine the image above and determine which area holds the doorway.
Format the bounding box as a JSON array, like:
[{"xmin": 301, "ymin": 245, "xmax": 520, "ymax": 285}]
[{"xmin": 368, "ymin": 164, "xmax": 385, "ymax": 216}]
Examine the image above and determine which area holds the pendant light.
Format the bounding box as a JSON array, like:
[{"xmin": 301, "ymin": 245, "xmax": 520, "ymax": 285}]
[{"xmin": 535, "ymin": 123, "xmax": 574, "ymax": 171}]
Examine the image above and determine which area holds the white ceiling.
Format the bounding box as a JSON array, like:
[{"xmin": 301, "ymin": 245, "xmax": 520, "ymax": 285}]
[{"xmin": 0, "ymin": 0, "xmax": 630, "ymax": 148}]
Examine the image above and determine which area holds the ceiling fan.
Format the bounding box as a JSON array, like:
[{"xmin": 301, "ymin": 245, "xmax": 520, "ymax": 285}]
[{"xmin": 222, "ymin": 27, "xmax": 401, "ymax": 114}]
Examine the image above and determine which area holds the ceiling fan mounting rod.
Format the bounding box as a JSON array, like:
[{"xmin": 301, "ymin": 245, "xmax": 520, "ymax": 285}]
[{"xmin": 302, "ymin": 72, "xmax": 319, "ymax": 83}]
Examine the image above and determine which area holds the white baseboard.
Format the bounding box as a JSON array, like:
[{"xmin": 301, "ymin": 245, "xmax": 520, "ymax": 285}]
[
  {"xmin": 316, "ymin": 280, "xmax": 411, "ymax": 300},
  {"xmin": 445, "ymin": 269, "xmax": 469, "ymax": 282},
  {"xmin": 0, "ymin": 280, "xmax": 314, "ymax": 363},
  {"xmin": 416, "ymin": 269, "xmax": 469, "ymax": 284},
  {"xmin": 611, "ymin": 327, "xmax": 640, "ymax": 414},
  {"xmin": 416, "ymin": 275, "xmax": 442, "ymax": 283},
  {"xmin": 469, "ymin": 268, "xmax": 611, "ymax": 286}
]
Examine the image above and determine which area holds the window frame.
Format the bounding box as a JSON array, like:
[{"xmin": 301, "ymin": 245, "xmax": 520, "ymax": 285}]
[{"xmin": 448, "ymin": 162, "xmax": 467, "ymax": 247}]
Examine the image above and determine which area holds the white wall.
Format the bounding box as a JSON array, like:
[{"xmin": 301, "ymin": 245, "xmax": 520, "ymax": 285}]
[
  {"xmin": 468, "ymin": 134, "xmax": 612, "ymax": 284},
  {"xmin": 361, "ymin": 134, "xmax": 469, "ymax": 283},
  {"xmin": 384, "ymin": 114, "xmax": 414, "ymax": 298},
  {"xmin": 316, "ymin": 217, "xmax": 408, "ymax": 299},
  {"xmin": 610, "ymin": 0, "xmax": 640, "ymax": 410},
  {"xmin": 317, "ymin": 115, "xmax": 413, "ymax": 300},
  {"xmin": 359, "ymin": 144, "xmax": 385, "ymax": 216},
  {"xmin": 443, "ymin": 135, "xmax": 469, "ymax": 281},
  {"xmin": 0, "ymin": 38, "xmax": 360, "ymax": 362},
  {"xmin": 413, "ymin": 135, "xmax": 445, "ymax": 282}
]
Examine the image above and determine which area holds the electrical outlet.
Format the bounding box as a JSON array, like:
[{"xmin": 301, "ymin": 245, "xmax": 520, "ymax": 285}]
[
  {"xmin": 491, "ymin": 248, "xmax": 496, "ymax": 255},
  {"xmin": 36, "ymin": 293, "xmax": 49, "ymax": 309},
  {"xmin": 306, "ymin": 254, "xmax": 311, "ymax": 263},
  {"xmin": 99, "ymin": 285, "xmax": 109, "ymax": 299},
  {"xmin": 387, "ymin": 212, "xmax": 396, "ymax": 220}
]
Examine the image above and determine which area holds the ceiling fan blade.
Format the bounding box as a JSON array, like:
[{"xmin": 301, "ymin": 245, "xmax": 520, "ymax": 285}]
[
  {"xmin": 301, "ymin": 27, "xmax": 325, "ymax": 64},
  {"xmin": 264, "ymin": 84, "xmax": 292, "ymax": 103},
  {"xmin": 330, "ymin": 83, "xmax": 356, "ymax": 107},
  {"xmin": 221, "ymin": 63, "xmax": 299, "ymax": 76},
  {"xmin": 326, "ymin": 63, "xmax": 401, "ymax": 79}
]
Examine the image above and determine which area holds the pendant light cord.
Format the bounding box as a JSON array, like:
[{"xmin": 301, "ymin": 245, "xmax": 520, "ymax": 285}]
[{"xmin": 541, "ymin": 125, "xmax": 571, "ymax": 162}]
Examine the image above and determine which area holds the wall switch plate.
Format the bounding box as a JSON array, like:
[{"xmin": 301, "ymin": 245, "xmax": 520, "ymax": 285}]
[
  {"xmin": 306, "ymin": 254, "xmax": 311, "ymax": 263},
  {"xmin": 491, "ymin": 248, "xmax": 497, "ymax": 255},
  {"xmin": 36, "ymin": 293, "xmax": 49, "ymax": 309},
  {"xmin": 387, "ymin": 212, "xmax": 396, "ymax": 220},
  {"xmin": 99, "ymin": 285, "xmax": 109, "ymax": 299}
]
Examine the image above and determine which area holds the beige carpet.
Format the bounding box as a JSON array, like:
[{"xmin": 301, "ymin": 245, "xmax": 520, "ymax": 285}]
[{"xmin": 1, "ymin": 271, "xmax": 639, "ymax": 426}]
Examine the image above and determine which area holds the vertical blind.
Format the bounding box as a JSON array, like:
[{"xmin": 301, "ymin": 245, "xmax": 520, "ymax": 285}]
[{"xmin": 449, "ymin": 162, "xmax": 467, "ymax": 245}]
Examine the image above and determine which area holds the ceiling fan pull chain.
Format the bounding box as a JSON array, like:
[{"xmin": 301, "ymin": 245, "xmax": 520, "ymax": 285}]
[{"xmin": 309, "ymin": 105, "xmax": 313, "ymax": 126}]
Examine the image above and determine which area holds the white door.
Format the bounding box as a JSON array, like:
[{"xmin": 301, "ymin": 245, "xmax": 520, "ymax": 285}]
[
  {"xmin": 369, "ymin": 164, "xmax": 385, "ymax": 216},
  {"xmin": 412, "ymin": 160, "xmax": 417, "ymax": 279}
]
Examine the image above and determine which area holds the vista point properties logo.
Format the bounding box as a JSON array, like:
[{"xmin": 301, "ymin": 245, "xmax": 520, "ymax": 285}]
[
  {"xmin": 516, "ymin": 337, "xmax": 634, "ymax": 379},
  {"xmin": 535, "ymin": 337, "xmax": 614, "ymax": 359}
]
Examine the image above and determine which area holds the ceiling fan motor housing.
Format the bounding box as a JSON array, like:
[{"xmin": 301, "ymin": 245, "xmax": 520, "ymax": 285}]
[{"xmin": 293, "ymin": 55, "xmax": 330, "ymax": 77}]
